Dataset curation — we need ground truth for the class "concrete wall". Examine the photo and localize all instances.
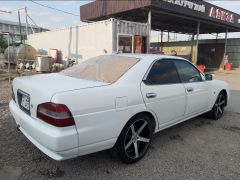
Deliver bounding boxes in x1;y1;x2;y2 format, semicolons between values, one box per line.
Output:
199;38;240;67
151;38;240;68
219;39;240;67
151;41;197;62
28;18;149;64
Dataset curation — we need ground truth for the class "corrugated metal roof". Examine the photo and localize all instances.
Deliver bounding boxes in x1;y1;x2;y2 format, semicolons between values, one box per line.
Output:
80;0;240;33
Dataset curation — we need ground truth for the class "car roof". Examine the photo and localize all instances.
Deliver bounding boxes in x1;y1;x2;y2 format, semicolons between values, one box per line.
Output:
113;53;188;62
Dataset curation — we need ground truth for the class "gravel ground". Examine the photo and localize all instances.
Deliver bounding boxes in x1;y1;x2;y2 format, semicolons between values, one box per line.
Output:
0;72;240;180
0;80;11;105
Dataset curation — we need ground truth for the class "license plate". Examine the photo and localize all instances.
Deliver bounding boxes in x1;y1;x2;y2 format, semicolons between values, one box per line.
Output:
21;94;30;111
17;90;31;115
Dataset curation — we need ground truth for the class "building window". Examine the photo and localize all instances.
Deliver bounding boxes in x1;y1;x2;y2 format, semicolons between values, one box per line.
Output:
118;35;133;53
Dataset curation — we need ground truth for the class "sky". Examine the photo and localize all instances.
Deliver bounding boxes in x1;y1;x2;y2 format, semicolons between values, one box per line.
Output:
0;1;92;29
0;0;240;39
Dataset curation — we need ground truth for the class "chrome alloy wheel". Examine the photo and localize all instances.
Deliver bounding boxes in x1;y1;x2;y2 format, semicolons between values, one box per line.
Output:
124;119;151;159
214;93;226;118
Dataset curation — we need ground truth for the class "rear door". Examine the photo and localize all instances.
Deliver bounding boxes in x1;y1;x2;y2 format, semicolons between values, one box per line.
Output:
173;60;210;116
141;59;186;126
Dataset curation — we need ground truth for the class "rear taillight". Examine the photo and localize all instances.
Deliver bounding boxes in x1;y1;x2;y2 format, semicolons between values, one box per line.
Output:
37;102;75;127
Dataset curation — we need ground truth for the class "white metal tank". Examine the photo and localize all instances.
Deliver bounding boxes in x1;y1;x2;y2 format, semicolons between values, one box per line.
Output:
17;44;37;60
4;46;19;63
35;55;52;72
4;44;37;63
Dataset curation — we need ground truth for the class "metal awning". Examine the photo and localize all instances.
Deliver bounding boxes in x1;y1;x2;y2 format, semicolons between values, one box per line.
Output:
80;0;240;34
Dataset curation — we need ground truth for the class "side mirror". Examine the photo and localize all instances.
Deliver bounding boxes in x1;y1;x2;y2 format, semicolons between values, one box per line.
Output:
205;73;213;81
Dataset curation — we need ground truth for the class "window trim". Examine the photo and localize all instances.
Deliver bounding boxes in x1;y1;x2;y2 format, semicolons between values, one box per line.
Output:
143;59;181;86
143;58;205;86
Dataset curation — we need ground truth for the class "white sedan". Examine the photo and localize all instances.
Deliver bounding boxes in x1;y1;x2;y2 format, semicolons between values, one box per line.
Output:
10;54;229;164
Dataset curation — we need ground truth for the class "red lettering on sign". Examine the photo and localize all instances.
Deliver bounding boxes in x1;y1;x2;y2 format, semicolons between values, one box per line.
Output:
220;10;226;21
209;7;216;18
209;7;234;23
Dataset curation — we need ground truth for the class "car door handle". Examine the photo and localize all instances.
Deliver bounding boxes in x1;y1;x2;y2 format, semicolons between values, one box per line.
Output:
186;87;194;92
146;93;157;98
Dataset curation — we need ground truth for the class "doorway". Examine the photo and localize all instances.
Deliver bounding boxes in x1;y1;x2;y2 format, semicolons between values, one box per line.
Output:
134;35;147;54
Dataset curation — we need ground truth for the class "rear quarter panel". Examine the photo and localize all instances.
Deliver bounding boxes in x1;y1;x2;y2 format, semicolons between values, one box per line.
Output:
51;82;147;147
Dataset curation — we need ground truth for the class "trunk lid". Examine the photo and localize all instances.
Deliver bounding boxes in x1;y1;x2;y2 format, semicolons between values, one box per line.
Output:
12;73;109;119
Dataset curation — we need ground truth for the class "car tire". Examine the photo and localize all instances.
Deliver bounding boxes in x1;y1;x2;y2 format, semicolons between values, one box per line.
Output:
207;92;226;120
113;114;154;164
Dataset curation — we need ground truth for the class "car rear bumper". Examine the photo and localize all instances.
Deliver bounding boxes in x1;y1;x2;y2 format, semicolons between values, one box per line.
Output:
9;100;79;160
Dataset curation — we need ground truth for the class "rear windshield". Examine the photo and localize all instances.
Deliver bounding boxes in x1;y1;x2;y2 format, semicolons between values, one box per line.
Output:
60;55;139;83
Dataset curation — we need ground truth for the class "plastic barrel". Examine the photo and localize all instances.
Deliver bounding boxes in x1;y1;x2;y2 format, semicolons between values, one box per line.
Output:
225;63;232;71
197;65;206;72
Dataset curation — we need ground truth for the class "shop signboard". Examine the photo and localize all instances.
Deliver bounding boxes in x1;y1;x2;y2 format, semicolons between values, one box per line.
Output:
158;0;240;27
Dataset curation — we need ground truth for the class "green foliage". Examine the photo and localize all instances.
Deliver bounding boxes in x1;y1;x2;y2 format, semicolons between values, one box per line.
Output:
0;36;7;53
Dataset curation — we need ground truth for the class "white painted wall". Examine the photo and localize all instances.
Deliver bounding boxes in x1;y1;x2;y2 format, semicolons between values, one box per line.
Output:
28;19;113;63
28;18;148;64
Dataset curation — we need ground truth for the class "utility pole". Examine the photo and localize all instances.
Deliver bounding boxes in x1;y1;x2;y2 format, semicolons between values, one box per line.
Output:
18;10;23;43
25;6;28;40
148;11;151;54
194;21;200;65
161;30;163;52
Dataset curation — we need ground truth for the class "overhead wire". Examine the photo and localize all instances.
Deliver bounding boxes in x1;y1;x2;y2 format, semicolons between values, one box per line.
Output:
29;0;79;17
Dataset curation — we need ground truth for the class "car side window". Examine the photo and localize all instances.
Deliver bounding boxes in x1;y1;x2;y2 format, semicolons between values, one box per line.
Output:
145;60;180;85
174;60;202;83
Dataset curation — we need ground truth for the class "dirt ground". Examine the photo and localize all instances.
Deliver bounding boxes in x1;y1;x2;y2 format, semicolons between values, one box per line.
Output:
0;70;240;180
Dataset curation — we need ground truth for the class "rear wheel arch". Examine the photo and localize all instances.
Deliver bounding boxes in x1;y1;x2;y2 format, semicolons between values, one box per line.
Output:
116;111;157;144
129;111;157;132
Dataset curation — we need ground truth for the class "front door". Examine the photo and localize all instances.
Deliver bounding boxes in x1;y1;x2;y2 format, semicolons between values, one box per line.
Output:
141;60;186;126
173;60;210;116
